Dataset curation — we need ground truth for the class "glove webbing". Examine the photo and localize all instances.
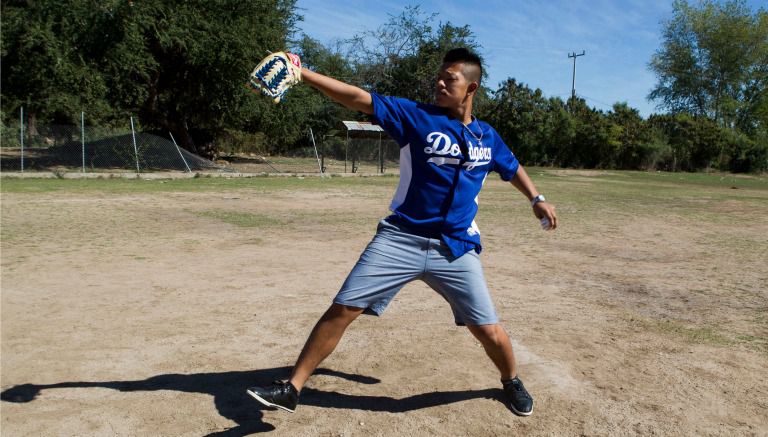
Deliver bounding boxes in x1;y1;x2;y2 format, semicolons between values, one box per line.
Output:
254;57;290;90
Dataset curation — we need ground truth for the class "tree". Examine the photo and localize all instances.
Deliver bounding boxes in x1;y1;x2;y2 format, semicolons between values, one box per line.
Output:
106;0;299;156
648;0;768;133
648;113;726;171
566;98;616;169
291;35;361;143
1;1;113;132
344;6;483;102
480;78;549;164
607;103;652;169
540;98;575;167
2;0;300;157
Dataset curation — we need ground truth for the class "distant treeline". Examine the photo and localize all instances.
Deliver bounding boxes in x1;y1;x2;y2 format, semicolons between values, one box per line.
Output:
2;1;766;172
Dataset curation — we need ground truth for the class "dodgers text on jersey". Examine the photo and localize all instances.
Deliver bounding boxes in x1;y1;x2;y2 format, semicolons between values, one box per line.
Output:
423;131;491;170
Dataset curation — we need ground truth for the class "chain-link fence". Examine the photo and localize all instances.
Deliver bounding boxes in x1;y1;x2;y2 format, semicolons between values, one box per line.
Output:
1;112;228;174
315;134;400;174
212;142;400;175
217;135;401;175
1;110;401;175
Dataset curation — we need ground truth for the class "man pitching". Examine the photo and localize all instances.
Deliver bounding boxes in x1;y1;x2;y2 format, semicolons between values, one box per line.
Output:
247;48;557;416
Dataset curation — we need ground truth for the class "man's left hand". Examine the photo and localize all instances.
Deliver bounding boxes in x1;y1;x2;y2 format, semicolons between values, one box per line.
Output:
534;202;557;231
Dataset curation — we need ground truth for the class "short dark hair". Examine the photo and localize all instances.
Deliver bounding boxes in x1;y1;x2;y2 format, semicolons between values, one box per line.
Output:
442;48;483;84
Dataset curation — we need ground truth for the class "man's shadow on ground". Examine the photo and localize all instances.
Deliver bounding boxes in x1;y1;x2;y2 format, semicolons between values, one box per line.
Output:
1;367;504;436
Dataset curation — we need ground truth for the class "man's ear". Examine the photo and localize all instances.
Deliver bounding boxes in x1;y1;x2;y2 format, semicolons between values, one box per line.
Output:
467;82;479;95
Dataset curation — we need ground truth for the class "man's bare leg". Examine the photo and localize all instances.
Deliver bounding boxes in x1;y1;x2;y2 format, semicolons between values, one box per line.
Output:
247;303;363;412
467;323;533;416
467;323;516;379
289;303;364;391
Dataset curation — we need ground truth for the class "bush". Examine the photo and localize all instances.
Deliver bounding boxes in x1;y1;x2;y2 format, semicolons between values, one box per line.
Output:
728;134;768;173
640;128;674;171
217;130;269;157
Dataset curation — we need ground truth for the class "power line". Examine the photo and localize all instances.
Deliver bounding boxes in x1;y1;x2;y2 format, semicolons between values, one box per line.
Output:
578;94;615;109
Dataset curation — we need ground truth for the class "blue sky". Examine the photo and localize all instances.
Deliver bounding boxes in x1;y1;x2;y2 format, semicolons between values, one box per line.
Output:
294;0;765;118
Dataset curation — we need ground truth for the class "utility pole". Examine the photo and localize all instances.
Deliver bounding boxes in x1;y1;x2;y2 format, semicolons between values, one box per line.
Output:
568;50;585;109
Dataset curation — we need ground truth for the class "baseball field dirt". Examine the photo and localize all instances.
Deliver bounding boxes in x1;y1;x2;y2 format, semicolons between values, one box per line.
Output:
1;170;766;436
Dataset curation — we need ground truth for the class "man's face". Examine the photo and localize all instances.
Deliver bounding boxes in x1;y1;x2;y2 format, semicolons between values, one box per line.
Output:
434;62;477;109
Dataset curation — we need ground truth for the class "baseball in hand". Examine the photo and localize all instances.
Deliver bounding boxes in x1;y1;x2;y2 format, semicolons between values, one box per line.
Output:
540;217;552;230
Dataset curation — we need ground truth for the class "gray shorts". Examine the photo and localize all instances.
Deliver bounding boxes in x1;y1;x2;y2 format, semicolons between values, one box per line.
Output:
333;219;498;326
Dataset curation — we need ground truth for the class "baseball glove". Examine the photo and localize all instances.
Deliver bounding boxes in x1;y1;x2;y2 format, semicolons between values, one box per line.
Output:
247;51;302;103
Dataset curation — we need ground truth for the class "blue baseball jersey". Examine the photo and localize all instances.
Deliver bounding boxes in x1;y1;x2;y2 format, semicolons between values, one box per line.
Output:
371;93;520;257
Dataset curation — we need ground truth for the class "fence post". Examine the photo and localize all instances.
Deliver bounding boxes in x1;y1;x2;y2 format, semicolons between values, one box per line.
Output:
20;106;24;173
130;116;140;174
81;111;86;173
345;130;349;173
309;127;324;176
169;132;192;173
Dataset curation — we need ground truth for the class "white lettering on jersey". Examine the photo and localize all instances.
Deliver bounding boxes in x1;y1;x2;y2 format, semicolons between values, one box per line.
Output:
464;140;492;170
424;132;462;157
427;157;461;166
424;132;492;169
468;144;492;161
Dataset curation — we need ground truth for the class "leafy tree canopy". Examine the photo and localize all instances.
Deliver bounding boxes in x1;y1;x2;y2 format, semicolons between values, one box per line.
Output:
648;0;767;134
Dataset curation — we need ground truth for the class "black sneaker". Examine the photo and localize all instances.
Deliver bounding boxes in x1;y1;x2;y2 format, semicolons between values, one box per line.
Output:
247;380;299;413
502;377;534;416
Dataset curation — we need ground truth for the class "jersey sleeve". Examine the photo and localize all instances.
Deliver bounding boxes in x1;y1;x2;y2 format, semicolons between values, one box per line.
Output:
370;93;414;146
490;128;519;181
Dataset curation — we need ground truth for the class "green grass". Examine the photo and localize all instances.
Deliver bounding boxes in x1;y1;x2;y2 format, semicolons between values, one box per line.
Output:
736;334;768;352
2;169;765;194
0;174;398;194
538;169;768;190
515;168;768;229
193;210;287;228
625;310;768;353
653;320;732;346
4;170;765;230
627;315;734;347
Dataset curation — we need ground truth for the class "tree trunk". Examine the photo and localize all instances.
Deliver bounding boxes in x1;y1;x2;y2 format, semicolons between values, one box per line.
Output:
27;111;39;137
167;120;199;156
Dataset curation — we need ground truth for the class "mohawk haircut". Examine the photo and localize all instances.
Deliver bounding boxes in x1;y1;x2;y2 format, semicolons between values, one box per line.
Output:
442;48;483;85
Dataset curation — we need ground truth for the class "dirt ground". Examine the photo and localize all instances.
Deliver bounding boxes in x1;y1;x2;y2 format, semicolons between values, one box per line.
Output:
1;172;767;436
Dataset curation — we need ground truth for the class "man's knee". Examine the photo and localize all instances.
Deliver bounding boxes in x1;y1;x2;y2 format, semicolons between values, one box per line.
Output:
468;323;506;346
321;303;365;324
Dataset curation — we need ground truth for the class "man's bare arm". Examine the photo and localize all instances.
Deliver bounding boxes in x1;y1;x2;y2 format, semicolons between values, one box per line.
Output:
511;165;558;230
301;69;373;115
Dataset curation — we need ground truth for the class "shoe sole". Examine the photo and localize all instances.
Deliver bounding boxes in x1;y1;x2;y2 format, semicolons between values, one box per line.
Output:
510;404;533;417
246;389;296;413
